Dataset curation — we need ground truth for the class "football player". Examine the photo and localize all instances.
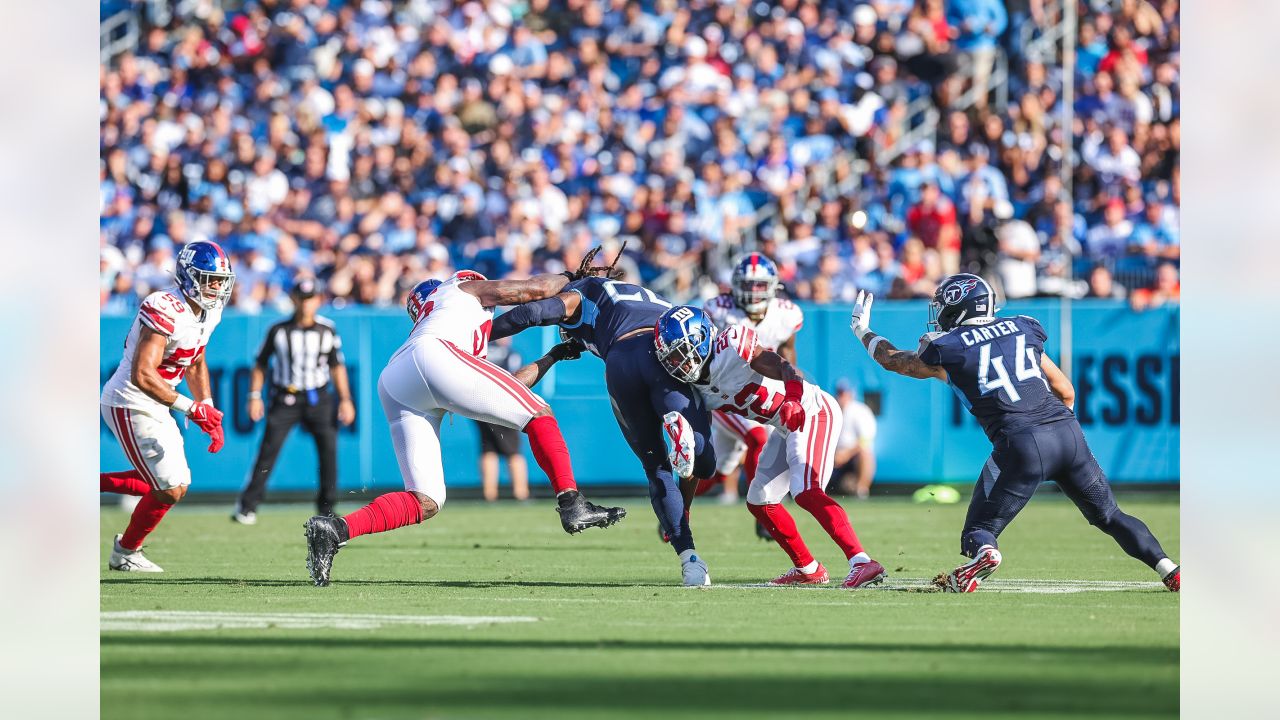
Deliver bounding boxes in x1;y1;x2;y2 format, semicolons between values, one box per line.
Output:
489;274;717;586
700;253;804;520
654;306;887;589
99;241;234;572
302;269;627;587
850;275;1180;592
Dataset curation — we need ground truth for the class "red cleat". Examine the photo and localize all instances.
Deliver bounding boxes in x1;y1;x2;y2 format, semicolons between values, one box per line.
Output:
842;559;887;589
944;545;1002;593
769;564;830;585
1162;567;1180;592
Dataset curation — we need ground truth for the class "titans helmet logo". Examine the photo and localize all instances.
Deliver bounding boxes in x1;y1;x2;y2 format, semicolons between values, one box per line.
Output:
943;278;980;305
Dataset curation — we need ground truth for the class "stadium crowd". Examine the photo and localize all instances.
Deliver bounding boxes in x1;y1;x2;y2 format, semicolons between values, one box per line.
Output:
99;0;1180;314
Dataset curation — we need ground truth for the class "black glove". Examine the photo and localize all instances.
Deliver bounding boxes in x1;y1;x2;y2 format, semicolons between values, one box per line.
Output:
548;339;587;362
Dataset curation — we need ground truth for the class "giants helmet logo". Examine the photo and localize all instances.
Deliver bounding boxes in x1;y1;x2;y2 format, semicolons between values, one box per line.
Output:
943;278;980;305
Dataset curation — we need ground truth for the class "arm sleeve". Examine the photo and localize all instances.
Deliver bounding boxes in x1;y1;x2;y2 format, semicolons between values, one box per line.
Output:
490;295;569;341
1018;316;1049;346
255;326;277;369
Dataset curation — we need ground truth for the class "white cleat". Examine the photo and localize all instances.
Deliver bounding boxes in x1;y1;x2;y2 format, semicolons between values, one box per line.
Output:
230;510;257;525
108;533;164;573
681;554;711;587
942;545;1002;593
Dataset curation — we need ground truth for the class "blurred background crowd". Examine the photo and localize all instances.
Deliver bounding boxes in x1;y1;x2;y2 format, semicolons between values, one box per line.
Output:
100;0;1180;315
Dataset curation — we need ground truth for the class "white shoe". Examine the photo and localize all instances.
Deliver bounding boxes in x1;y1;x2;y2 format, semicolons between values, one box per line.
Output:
681;554;711;587
108;534;164;573
231;510;257;525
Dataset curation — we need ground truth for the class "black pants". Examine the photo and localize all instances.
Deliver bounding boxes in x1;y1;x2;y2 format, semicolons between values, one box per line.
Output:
239;388;338;515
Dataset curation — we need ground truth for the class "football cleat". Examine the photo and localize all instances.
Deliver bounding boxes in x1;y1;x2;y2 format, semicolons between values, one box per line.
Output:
303;515;349;587
1162;566;1180;593
231;510;257;525
943;545;1002;593
108;534;164;573
842;559;887;589
682;554;711;587
755;520;775;542
556;490;627;534
770;564;830;585
661;411;696;479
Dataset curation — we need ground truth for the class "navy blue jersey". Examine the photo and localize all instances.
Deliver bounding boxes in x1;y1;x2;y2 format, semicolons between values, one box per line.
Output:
920;315;1074;441
560;278;673;359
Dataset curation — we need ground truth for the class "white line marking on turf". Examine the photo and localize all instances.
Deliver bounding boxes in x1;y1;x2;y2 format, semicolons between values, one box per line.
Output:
101;611;539;633
712;578;1164;594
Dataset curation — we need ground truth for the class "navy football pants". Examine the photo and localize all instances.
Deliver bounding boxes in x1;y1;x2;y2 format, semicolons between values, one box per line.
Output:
604;335;715;555
961;419;1168;568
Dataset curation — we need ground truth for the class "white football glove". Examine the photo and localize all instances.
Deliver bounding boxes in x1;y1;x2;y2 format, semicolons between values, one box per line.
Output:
662;411;696;480
850;290;875;340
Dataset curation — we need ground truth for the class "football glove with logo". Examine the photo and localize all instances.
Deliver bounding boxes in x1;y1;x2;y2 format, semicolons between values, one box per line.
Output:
662;411;696;479
189;401;224;453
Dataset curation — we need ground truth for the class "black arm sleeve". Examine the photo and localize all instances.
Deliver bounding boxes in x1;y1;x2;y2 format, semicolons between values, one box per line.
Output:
490;296;568;340
255;325;278;369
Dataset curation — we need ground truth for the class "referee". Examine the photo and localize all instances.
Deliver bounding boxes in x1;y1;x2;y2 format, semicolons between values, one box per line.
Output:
233;279;355;524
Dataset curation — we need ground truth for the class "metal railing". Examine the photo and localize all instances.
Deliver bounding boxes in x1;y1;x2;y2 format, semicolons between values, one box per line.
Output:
100;8;138;65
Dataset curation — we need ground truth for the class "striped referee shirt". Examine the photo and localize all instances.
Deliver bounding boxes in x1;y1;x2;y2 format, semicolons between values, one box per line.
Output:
255;316;345;391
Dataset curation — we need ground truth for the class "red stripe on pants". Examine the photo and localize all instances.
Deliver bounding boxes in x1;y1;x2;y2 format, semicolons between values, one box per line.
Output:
114;407;160;490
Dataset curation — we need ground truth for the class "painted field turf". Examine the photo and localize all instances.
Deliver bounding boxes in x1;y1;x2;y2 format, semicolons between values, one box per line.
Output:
101;493;1179;719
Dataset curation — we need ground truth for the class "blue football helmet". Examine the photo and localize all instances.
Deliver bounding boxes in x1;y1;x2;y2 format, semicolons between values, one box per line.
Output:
654;306;716;384
406;279;443;322
175;241;235;310
730;252;779;316
929;273;997;332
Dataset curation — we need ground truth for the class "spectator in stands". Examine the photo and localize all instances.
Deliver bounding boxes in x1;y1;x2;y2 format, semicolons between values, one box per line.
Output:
993;201;1040;300
1086;197;1135;262
1130;261;1180;311
831;380;878;499
906;179;961;276
947;0;1008;109
1086;264;1127;300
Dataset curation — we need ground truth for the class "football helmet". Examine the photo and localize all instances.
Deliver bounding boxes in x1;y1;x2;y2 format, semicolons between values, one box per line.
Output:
730;252;779;316
175;241;235;310
654;306;716;384
406;279;442;322
929;273;996;332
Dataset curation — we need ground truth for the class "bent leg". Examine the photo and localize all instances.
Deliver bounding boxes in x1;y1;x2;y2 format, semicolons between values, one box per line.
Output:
960;439;1041;558
747;432;816;569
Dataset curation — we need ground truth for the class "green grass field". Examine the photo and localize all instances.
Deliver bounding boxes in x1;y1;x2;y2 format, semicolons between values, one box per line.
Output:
100;492;1178;719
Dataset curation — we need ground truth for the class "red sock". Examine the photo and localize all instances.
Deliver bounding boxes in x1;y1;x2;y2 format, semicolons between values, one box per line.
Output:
523;416;577;494
344;491;425;539
101;470;150;496
795;488;864;559
695;473;726;497
748;502;815;568
120;494;174;550
743;427;769;481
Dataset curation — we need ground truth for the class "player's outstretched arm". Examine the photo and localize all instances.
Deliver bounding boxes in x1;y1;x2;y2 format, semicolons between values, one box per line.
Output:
849;291;947;381
491;291;582;340
511;340;586;389
462;273;571;308
1040;354;1076;410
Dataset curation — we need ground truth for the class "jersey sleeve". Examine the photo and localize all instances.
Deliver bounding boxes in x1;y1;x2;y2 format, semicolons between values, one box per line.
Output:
137;292;182;336
1016;315;1049;347
725;324;757;362
327;327;346;366
702;295;727;326
255;324;279;368
786;301;804;333
919;336;946;367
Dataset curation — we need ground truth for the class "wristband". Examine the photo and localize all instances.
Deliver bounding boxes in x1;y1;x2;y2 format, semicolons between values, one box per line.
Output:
170;394;195;414
248;391;262;400
865;335;886;358
784;379;804;403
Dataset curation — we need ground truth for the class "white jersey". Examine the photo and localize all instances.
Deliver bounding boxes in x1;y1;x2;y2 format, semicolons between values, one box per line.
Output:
406;276;493;358
702;294;804;352
693;325;821;431
101;289;223;413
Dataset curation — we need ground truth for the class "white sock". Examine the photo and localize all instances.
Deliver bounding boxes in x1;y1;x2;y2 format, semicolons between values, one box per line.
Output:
1155;558;1177;578
679;549;698;564
849;552;870;567
798;560;820;574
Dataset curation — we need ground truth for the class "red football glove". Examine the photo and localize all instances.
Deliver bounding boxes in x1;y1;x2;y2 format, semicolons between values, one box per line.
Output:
189;401;225;453
778;380;806;432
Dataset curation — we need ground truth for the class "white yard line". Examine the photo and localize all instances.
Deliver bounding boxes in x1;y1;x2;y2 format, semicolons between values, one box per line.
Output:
101;611;538;633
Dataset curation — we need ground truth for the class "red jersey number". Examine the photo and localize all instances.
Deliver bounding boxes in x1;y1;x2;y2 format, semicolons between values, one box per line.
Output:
472;320;492;356
157;345;202;382
731;382;784;419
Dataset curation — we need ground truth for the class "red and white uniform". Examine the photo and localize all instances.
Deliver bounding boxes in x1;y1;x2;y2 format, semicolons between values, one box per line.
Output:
378;275;547;506
692;325;841;505
100;289;223;490
702;294;804;474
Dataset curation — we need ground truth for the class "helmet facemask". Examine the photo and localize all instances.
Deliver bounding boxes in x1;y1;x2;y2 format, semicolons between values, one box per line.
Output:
656;330;711;384
182;265;235;310
733;277;777;316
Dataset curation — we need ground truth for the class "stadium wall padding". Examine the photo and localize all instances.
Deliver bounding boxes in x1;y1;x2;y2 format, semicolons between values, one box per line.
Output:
100;300;1179;493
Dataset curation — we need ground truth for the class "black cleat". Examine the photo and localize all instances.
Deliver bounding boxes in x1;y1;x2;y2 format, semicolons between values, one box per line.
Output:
556;490;627;534
304;515;349;587
755;520;775;542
